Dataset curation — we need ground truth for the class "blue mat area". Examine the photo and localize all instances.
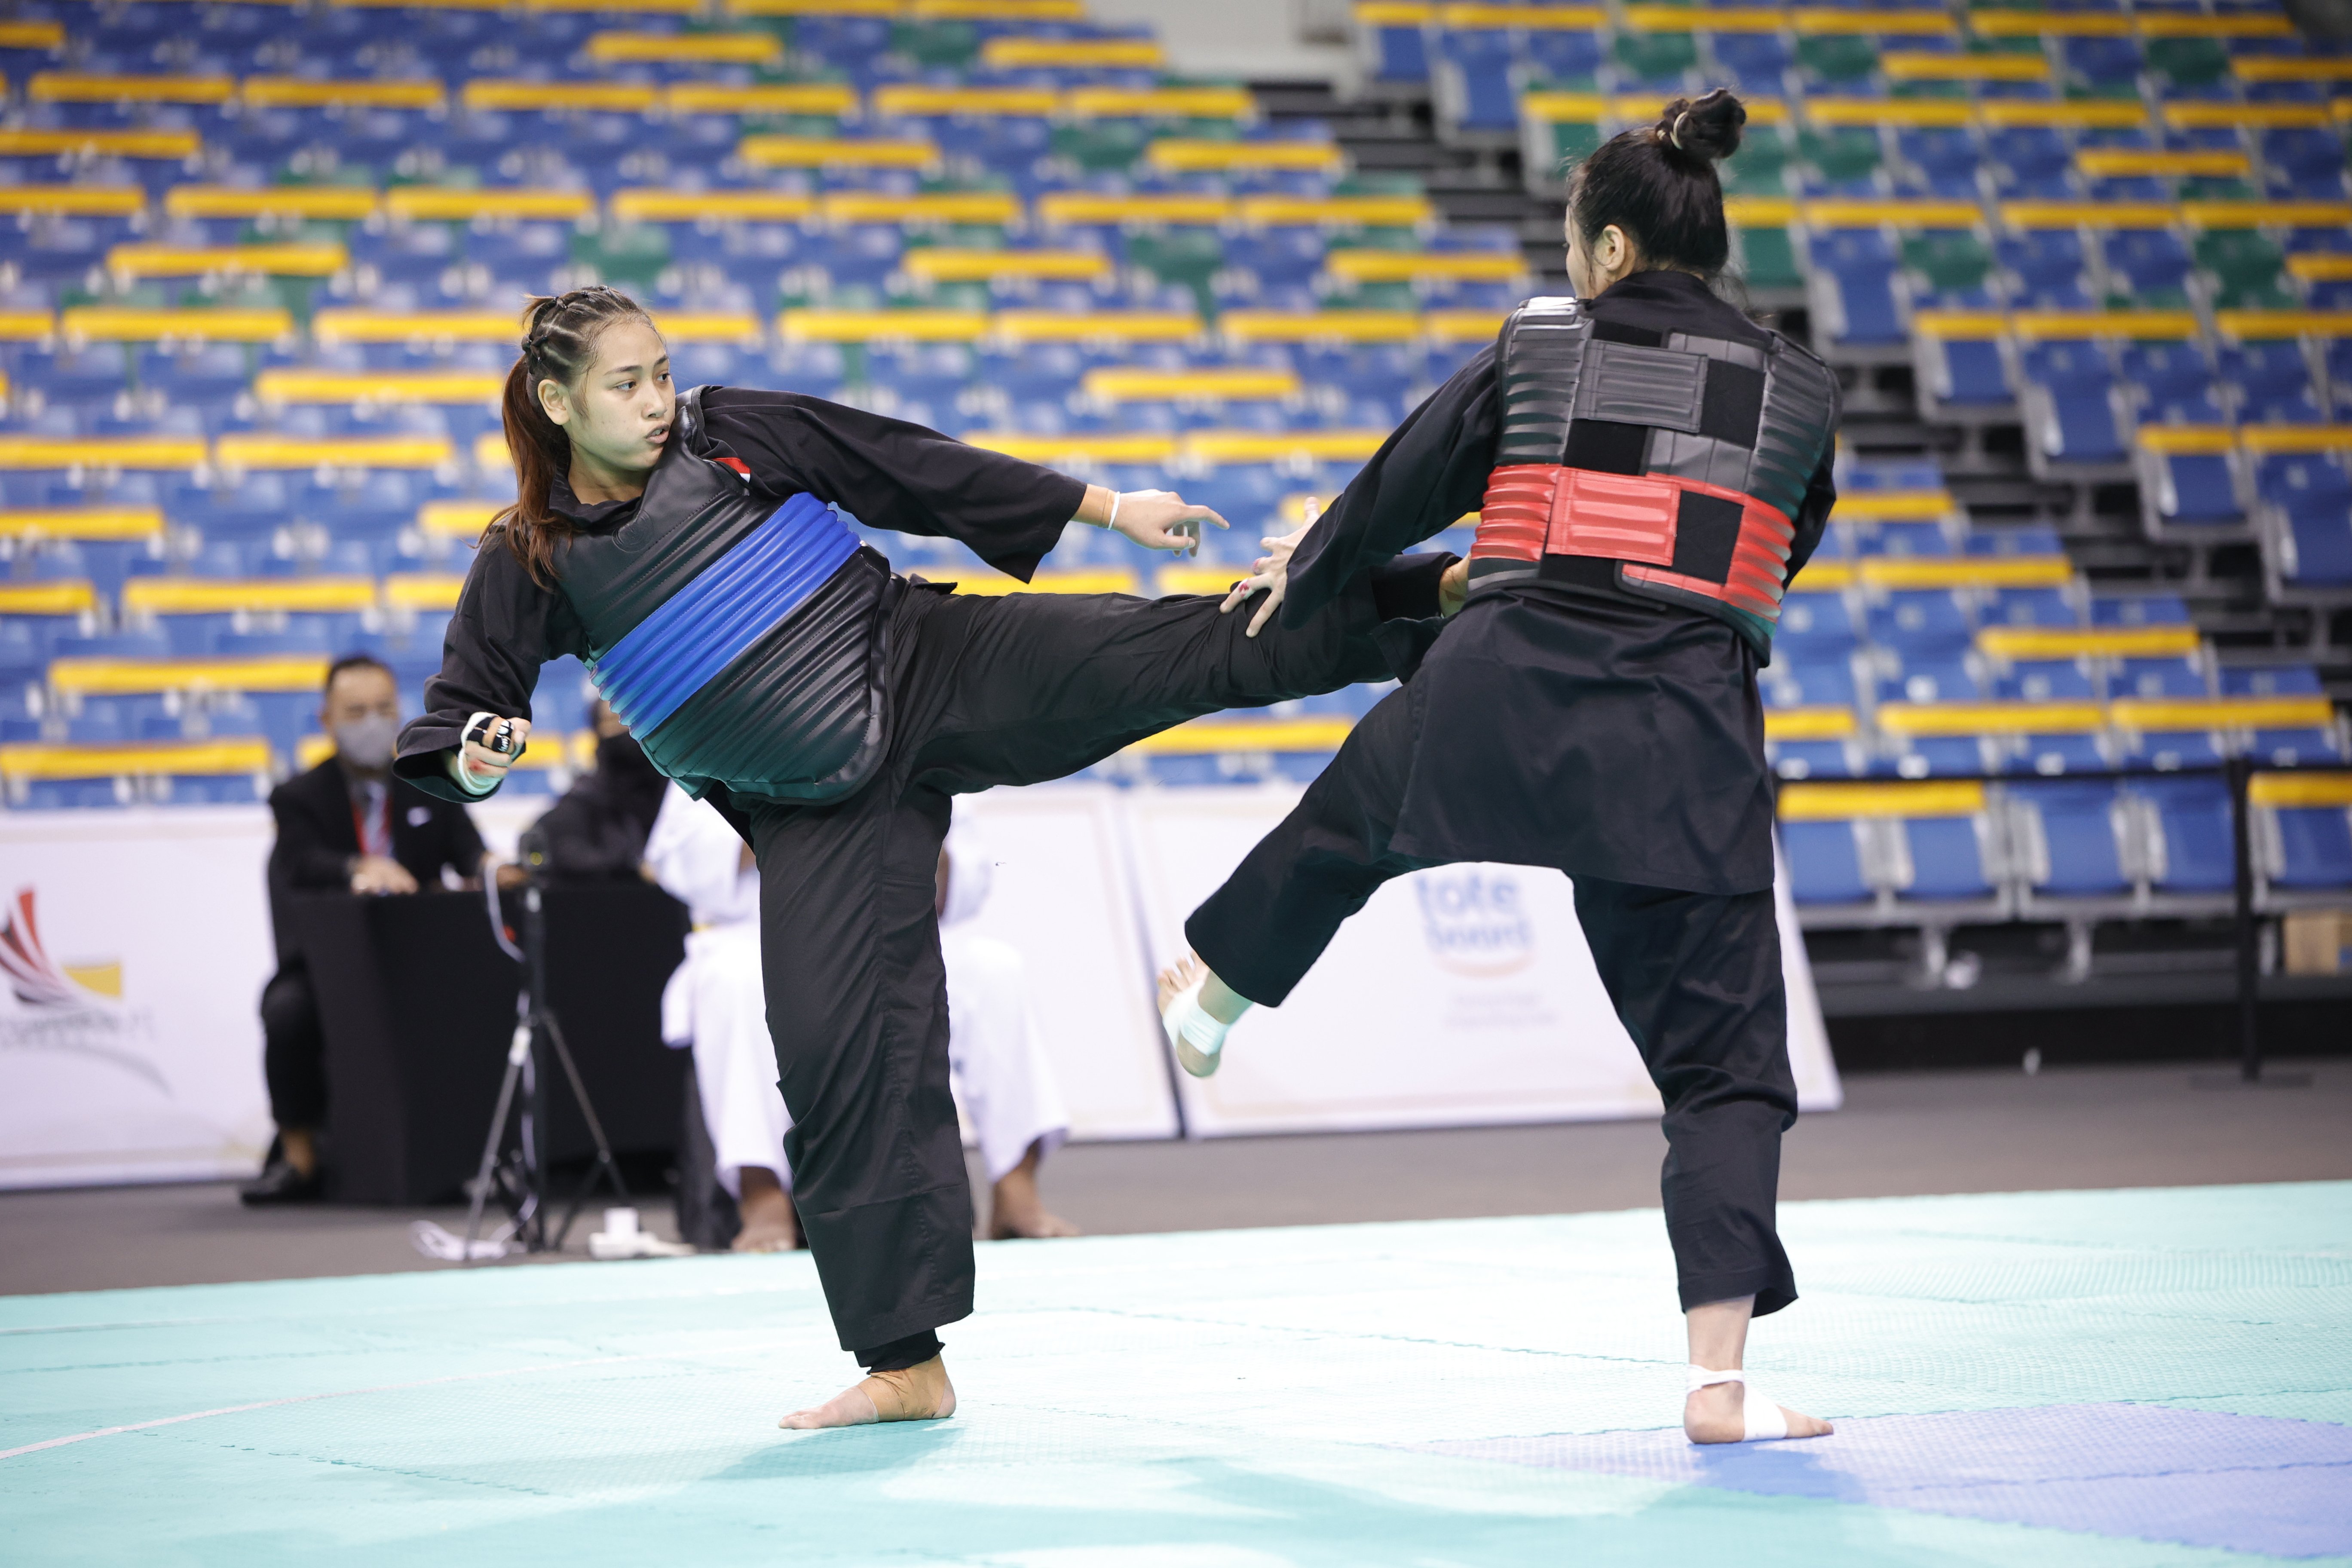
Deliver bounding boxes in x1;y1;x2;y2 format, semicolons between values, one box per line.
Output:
1428;1404;2352;1557
3;1183;2349;1565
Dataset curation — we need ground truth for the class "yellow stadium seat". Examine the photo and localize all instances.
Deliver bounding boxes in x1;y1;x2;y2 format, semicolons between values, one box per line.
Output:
939;569;1142;597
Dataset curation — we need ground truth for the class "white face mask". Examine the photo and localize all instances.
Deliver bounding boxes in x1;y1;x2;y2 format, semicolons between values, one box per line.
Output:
334;713;400;771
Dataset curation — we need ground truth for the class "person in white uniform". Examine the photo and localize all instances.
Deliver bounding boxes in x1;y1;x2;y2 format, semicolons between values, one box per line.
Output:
646;784;1078;1252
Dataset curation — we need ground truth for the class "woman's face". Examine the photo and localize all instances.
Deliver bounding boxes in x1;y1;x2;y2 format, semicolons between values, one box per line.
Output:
540;317;675;478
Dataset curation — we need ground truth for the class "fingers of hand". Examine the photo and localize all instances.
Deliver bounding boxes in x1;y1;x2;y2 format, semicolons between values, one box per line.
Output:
1246;587;1283;637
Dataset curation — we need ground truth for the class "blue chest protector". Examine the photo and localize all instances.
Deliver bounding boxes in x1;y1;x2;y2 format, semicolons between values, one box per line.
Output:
556;386;897;804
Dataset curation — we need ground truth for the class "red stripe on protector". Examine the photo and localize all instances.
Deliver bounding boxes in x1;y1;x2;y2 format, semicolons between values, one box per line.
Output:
1470;466;1555;562
1473;463;1800;626
1549;469;1677;565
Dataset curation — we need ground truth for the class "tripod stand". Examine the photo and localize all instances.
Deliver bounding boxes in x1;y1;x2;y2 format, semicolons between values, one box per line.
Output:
462;837;631;1261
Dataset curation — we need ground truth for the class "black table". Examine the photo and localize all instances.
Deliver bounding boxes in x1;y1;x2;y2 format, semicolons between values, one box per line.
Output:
297;882;692;1204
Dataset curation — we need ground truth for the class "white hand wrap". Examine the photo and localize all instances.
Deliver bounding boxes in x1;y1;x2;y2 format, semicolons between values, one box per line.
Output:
449;711;516;796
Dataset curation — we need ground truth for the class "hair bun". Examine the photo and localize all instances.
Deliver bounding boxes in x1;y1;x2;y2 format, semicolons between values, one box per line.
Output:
1657;89;1746;166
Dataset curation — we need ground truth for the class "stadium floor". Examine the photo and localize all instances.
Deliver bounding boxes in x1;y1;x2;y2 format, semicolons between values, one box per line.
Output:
4;1183;2348;1565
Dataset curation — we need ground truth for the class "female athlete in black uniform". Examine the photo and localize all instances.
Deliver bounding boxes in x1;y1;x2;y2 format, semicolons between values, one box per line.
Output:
395;286;1449;1430
1159;92;1841;1444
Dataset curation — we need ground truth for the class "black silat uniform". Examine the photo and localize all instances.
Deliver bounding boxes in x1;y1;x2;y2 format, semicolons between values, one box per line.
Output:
394;387;1443;1366
1188;271;1841;1317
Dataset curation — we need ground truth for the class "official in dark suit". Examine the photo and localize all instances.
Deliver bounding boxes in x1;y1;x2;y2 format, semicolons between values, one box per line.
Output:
241;653;490;1205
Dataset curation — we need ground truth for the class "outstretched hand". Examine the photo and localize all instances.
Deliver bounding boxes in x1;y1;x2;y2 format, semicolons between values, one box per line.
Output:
1219;499;1317;637
1108;488;1228;557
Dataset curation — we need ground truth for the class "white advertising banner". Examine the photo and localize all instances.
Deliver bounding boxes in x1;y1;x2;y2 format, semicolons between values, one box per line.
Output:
0;807;278;1188
0;784;1836;1187
950;784;1181;1141
1123;786;1841;1138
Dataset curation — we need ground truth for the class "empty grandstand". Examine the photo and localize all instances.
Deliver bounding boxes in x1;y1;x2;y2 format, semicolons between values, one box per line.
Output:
0;0;2346;1023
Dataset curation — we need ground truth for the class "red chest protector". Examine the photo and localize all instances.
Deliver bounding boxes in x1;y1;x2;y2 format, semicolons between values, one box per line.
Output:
1469;296;1838;655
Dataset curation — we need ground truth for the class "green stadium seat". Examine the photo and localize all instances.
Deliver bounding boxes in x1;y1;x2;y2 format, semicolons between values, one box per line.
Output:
1612;30;1697;88
2145;35;2233;93
1796;34;1880;89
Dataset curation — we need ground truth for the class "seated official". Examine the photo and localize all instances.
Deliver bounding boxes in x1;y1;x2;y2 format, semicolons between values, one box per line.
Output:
530;698;670;882
646;787;1077;1252
242;654;490;1206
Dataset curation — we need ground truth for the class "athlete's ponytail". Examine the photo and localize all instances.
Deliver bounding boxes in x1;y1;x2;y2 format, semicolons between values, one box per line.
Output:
494;285;653;587
1565;88;1746;280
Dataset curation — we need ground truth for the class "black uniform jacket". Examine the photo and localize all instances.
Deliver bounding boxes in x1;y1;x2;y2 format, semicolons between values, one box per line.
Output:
1283;270;1839;895
392;388;1087;801
265;753;488;964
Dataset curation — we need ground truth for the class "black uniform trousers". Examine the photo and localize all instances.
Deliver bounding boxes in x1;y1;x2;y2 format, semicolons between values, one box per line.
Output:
745;576;1391;1356
260;966;328;1131
1185;673;1801;1317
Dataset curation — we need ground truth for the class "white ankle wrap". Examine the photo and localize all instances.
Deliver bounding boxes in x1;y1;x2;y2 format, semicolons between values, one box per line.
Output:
1162;977;1228;1069
1687;1366;1790;1442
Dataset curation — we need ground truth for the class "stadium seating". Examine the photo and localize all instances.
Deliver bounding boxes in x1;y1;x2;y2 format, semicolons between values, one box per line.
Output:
2;0;2345;966
0;0;1522;802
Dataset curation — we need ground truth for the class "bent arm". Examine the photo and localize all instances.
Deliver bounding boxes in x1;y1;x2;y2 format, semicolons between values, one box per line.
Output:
393;536;580;803
701;388;1086;582
1280;346;1499;628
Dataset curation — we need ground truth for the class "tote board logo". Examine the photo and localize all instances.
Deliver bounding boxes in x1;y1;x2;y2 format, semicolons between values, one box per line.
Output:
0;887;163;1088
1415;870;1535;977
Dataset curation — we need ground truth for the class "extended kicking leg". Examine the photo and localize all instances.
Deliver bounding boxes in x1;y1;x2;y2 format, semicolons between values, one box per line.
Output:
1160;683;1431;1078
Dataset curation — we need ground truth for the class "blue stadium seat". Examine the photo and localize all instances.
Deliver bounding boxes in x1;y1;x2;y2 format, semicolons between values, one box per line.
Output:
1761;646;1856;708
1810;231;1905;349
1994;658;2098;702
1712;30;1792;94
2013;780;2132;900
2261;127;2348;199
2023;340;2125;466
1780;819;1871;906
1846;521;1951;557
1866;590;1974;653
1772;591;1858;661
2145;444;2245;528
1769;736;1860;781
1983;588;2080;629
1435;31;1519;135
2103;228;2194;303
1904;815;1997;902
1988;127;2073;200
2132;775;2239;895
2222;664;2325;696
2091;594;2192;627
2114;656;2212;699
2267;798;2352;890
2120;342;2225;425
1882;656;1984;706
2278;501;2352;588
2222;341;2326;423
1998;230;2094;309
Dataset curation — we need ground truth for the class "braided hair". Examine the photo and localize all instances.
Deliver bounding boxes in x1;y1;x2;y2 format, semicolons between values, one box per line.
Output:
1565;89;1747;281
495;285;656;586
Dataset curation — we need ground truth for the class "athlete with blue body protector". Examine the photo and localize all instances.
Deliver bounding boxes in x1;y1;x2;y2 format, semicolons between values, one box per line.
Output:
394;287;1453;1431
